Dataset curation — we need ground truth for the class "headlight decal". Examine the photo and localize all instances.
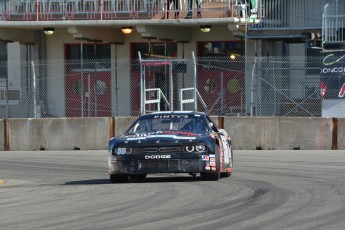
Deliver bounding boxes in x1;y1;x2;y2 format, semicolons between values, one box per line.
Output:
185;146;194;152
195;145;206;152
115;147;132;155
184;145;206;153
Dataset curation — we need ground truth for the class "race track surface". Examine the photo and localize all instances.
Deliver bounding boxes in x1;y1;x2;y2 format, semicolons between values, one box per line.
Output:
0;150;345;230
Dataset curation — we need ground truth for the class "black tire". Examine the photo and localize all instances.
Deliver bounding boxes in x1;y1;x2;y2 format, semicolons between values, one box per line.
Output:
200;145;220;181
221;172;231;177
129;174;147;180
110;174;129;183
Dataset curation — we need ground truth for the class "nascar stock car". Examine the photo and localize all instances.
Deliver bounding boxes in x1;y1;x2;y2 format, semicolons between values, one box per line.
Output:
108;111;233;183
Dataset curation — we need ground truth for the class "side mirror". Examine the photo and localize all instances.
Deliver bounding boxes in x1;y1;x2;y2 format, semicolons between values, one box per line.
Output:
219;129;229;136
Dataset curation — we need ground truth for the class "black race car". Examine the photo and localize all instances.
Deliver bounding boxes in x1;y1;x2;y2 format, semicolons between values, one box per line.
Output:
108;111;233;183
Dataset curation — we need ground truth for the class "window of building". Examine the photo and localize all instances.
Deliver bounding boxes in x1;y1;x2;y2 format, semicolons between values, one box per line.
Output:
65;43;111;72
198;41;244;58
132;42;177;59
0;43;7;80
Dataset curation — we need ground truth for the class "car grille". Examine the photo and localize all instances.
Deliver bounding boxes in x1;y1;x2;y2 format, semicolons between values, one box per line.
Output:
138;159;179;170
132;146;184;154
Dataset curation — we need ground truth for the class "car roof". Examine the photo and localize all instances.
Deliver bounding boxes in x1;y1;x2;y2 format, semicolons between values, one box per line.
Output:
140;111;207;118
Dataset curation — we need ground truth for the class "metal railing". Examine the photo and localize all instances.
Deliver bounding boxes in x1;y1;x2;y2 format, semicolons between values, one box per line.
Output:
144;88;170;113
251;0;328;30
0;0;234;21
322;0;345;45
179;87;208;112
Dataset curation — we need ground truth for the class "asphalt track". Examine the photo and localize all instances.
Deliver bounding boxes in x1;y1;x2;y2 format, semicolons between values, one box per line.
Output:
0;150;345;230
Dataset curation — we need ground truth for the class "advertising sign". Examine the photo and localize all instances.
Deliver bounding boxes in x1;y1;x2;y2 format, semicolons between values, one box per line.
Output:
320;51;345;99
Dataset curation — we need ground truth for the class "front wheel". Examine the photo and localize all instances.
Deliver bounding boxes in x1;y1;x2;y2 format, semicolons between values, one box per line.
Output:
129;174;147;180
200;146;220;181
220;172;231;177
110;174;129;183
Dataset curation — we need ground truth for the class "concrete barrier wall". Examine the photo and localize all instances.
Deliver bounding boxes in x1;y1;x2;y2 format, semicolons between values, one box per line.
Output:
338;118;345;150
0;119;4;151
223;117;333;150
114;117;137;138
7;117;110;151
1;116;344;150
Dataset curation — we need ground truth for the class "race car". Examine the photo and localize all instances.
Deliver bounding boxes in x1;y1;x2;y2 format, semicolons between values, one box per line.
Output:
108;111;233;183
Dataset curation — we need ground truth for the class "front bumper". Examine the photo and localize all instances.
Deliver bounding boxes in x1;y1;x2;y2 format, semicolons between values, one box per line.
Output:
108;153;212;175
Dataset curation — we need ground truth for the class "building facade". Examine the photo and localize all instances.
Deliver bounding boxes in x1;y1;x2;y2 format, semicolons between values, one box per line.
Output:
0;0;342;118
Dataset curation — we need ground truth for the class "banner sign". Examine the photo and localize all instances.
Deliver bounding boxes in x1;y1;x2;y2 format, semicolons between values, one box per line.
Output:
320;51;345;99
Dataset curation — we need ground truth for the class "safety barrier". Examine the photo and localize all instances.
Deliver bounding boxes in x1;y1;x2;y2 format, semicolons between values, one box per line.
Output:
0;117;343;151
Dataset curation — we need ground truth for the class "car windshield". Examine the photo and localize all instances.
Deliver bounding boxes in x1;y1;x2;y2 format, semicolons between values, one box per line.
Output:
126;115;210;134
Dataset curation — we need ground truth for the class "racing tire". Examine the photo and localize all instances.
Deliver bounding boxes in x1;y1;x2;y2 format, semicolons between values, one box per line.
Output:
200;145;220;181
221;172;231;177
110;174;129;183
129;174;147;180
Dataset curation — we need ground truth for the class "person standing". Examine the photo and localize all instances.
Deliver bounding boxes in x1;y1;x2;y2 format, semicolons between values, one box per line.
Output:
162;0;179;19
184;0;202;19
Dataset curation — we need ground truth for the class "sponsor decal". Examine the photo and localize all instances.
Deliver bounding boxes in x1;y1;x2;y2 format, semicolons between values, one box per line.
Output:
201;155;209;161
148;134;176;138
209;154;215;158
145;155;171;159
158;130;199;136
153;114;189;119
205;166;211;170
128;134;197;140
211;167;216;172
209;157;216;166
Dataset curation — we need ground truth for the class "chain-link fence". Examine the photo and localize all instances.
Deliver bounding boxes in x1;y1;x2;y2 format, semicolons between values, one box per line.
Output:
0;56;326;118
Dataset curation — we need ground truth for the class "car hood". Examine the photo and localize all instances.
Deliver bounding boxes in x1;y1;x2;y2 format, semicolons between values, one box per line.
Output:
116;130;210;144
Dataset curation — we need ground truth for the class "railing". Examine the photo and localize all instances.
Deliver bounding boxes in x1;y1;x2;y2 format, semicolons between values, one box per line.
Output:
179;87;208;112
144;88;170;113
322;0;345;46
251;0;328;30
0;0;234;21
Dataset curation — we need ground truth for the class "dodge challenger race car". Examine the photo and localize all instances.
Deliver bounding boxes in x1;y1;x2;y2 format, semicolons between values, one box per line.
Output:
108;111;233;183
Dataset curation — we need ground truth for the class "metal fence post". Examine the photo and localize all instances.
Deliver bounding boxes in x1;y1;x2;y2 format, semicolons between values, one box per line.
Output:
31;61;37;118
192;51;197;111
